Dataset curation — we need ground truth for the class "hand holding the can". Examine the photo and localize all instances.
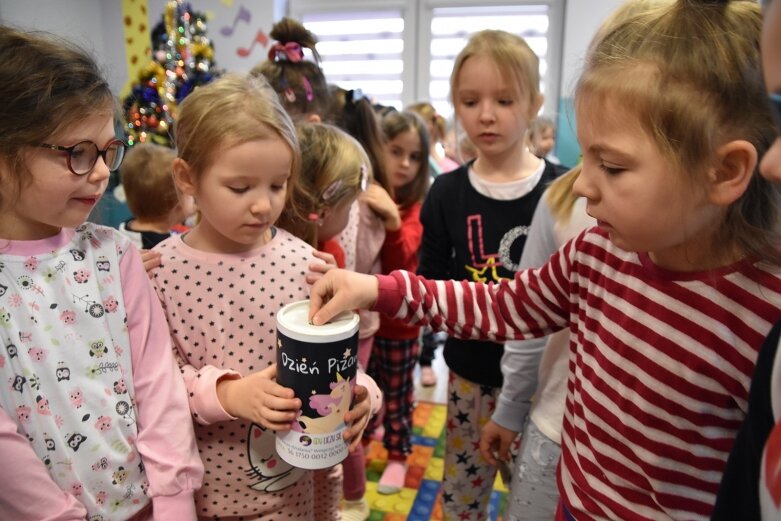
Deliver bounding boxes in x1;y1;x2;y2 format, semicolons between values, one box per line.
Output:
216;364;302;431
343;384;372;452
309;269;379;326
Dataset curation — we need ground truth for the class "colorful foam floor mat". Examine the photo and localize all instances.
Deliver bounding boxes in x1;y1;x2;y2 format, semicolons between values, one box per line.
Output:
362;402;507;521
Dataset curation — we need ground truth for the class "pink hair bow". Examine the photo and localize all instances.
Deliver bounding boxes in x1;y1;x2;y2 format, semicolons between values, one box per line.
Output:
268;42;304;63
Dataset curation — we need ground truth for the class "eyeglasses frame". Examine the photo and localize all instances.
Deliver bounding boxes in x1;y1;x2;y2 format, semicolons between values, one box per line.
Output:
38;139;127;176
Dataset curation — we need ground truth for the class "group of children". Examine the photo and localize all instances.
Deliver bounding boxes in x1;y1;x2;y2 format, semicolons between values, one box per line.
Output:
3;0;781;520
307;2;781;521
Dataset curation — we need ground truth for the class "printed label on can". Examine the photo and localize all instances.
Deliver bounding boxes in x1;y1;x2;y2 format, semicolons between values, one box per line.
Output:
275;328;358;469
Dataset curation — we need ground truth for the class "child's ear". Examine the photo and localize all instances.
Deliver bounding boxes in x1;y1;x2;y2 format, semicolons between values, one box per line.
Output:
306;113;322;123
172;158;196;197
527;94;545;121
707;140;758;206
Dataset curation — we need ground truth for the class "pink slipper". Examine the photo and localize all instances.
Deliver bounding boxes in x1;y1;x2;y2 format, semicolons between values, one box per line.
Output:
377;460;407;494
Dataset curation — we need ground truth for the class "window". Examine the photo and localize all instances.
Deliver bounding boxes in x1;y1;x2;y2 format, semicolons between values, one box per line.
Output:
299;9;407;109
289;0;564;118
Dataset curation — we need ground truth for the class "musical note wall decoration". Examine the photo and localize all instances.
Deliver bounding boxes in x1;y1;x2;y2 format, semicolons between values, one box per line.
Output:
236;29;269;58
220;5;251;37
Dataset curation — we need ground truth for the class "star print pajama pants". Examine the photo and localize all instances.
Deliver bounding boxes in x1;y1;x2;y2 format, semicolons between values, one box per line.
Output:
442;372;507;521
368;336;419;459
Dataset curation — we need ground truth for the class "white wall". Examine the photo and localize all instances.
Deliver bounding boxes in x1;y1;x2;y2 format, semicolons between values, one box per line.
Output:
0;0;127;93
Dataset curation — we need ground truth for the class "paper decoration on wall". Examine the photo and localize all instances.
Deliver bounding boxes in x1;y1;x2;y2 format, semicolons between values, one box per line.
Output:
220;4;250;36
237;29;268;57
121;0;151;99
217;3;268;58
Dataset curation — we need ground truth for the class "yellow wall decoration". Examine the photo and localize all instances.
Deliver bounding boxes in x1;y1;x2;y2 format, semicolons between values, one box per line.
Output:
121;0;151;99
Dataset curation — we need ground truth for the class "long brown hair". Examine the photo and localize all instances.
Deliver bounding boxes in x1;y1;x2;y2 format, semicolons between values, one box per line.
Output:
0;26;115;211
381;111;430;208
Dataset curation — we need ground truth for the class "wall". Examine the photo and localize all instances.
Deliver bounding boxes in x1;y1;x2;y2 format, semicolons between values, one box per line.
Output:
555;0;625;166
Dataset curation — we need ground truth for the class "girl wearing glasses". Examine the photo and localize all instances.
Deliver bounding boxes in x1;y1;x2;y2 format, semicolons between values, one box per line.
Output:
0;26;203;520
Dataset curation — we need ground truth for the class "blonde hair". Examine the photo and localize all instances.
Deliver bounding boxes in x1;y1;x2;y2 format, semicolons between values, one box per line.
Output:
174;74;299;202
578;0;780;264
277;123;371;246
450;30;540;115
120;143;178;221
406;101;447;142
546;0;671;224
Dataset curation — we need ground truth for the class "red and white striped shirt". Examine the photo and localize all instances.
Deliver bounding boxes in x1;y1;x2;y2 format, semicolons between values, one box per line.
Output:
374;227;781;520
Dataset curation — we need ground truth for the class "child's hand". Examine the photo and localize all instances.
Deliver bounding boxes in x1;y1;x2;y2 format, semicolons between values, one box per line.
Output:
140;249;162;275
360;183;401;231
479;419;519;466
343;384;371;452
306;250;338;285
308;269;379;326
216;364;301;431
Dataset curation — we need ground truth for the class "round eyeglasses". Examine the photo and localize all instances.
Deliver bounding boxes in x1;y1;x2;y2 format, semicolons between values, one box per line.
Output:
38;139;126;176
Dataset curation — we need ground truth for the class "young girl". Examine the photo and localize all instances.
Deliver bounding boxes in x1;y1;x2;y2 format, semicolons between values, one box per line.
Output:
0;26;203;519
367;110;431;494
277;122;370;256
308;1;781;519
150;74;378;520
413;29;564;520
250;17;331;123
406;101;460;177
277;122;377;521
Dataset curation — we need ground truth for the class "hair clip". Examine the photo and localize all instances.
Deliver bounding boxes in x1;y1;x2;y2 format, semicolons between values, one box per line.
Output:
268;42;304;63
307;213;319;221
302;76;314;103
284;88;296;103
359;164;369;192
350;89;365;103
321;179;343;202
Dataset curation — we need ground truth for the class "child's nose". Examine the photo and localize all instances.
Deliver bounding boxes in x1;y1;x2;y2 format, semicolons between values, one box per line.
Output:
251;193;272;215
571;166;595;201
88;157;111;183
479;102;496;123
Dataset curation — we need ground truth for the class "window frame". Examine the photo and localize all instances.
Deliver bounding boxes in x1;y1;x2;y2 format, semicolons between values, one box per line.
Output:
288;0;565;117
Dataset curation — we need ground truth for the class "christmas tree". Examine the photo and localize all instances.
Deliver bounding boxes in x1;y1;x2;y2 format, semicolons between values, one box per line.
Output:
122;1;219;147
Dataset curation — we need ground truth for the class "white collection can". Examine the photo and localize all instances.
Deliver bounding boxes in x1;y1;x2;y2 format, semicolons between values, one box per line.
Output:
275;300;359;469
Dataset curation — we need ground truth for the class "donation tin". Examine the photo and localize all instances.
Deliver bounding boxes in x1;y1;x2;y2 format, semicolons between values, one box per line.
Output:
275;300;359;469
